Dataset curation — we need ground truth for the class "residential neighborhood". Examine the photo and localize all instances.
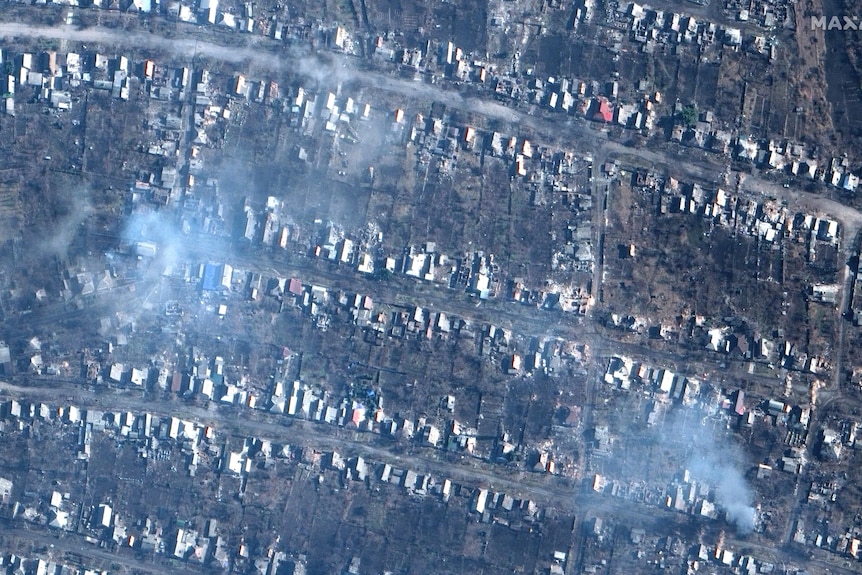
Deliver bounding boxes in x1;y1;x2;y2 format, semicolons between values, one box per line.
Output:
0;0;861;573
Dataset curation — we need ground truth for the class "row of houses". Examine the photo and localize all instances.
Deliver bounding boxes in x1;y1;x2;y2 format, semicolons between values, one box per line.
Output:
0;48;171;116
45;0;839;207
603;354;814;432
625;3;750;47
396;101;597;299
792;520;862;563
0;553;105;575
670;104;858;193
1;398;224;558
656;176;841;246
680;126;861;193
0;394;546;568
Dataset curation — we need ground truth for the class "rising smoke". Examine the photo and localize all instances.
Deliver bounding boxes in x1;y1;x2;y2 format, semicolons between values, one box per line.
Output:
35;190;92;260
663;409;757;534
121;209;186;277
688;448;757;534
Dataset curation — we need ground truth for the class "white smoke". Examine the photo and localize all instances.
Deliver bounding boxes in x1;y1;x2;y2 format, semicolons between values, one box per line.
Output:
662;410;758;535
121;210;185;276
35;191;92;260
688;450;757;534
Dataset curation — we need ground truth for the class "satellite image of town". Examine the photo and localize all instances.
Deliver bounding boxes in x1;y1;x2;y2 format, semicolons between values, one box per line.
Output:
2;0;862;573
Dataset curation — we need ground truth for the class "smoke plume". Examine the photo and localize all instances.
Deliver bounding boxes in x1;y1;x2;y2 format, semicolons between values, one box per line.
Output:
660;409;757;534
36;191;92;260
121;209;186;276
688;449;756;534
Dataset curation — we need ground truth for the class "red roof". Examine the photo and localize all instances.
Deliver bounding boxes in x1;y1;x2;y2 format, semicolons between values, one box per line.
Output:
350;406;365;427
594;98;613;122
733;390;746;416
287;278;303;296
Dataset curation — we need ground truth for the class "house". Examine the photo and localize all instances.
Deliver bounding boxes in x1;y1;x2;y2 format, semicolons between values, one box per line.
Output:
464;126;476;148
732;389;745;416
821;428;843;460
766;399;786;416
48;508;69;529
842;173;859;192
65;53;81;76
736;136;758;162
338;239;354;263
724;28;742;45
96;504;112;528
219;12;237;28
136;241;157;258
0;477;11;502
173;528;190;558
350;457;368;481
49;91;71;110
475;489;489;513
225;450;247;474
508;354;522;375
129;0;152;11
403;470;418;489
657;369;675;393
781;457;801;473
109;363;125;383
199;0;218;23
426;425;440;445
168;417;181;439
349;404;366;427
812;284;840;304
170;372;183;393
592;97;613;122
201;263;232;291
130;367;147;387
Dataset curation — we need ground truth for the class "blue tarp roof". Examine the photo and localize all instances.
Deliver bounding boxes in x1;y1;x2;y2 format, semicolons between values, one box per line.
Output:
201;263;221;291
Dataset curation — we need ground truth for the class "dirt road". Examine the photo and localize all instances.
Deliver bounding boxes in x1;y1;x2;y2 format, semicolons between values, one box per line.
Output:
1;22;858;224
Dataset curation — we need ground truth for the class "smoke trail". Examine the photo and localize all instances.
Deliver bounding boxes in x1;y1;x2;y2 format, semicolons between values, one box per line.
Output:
688;450;756;534
35;190;92;260
669;407;757;534
121;209;185;276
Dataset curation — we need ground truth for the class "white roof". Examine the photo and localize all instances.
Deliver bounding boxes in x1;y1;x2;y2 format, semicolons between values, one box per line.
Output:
49;510;69;529
659;370;674;393
97;504;112;527
227;451;244;474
